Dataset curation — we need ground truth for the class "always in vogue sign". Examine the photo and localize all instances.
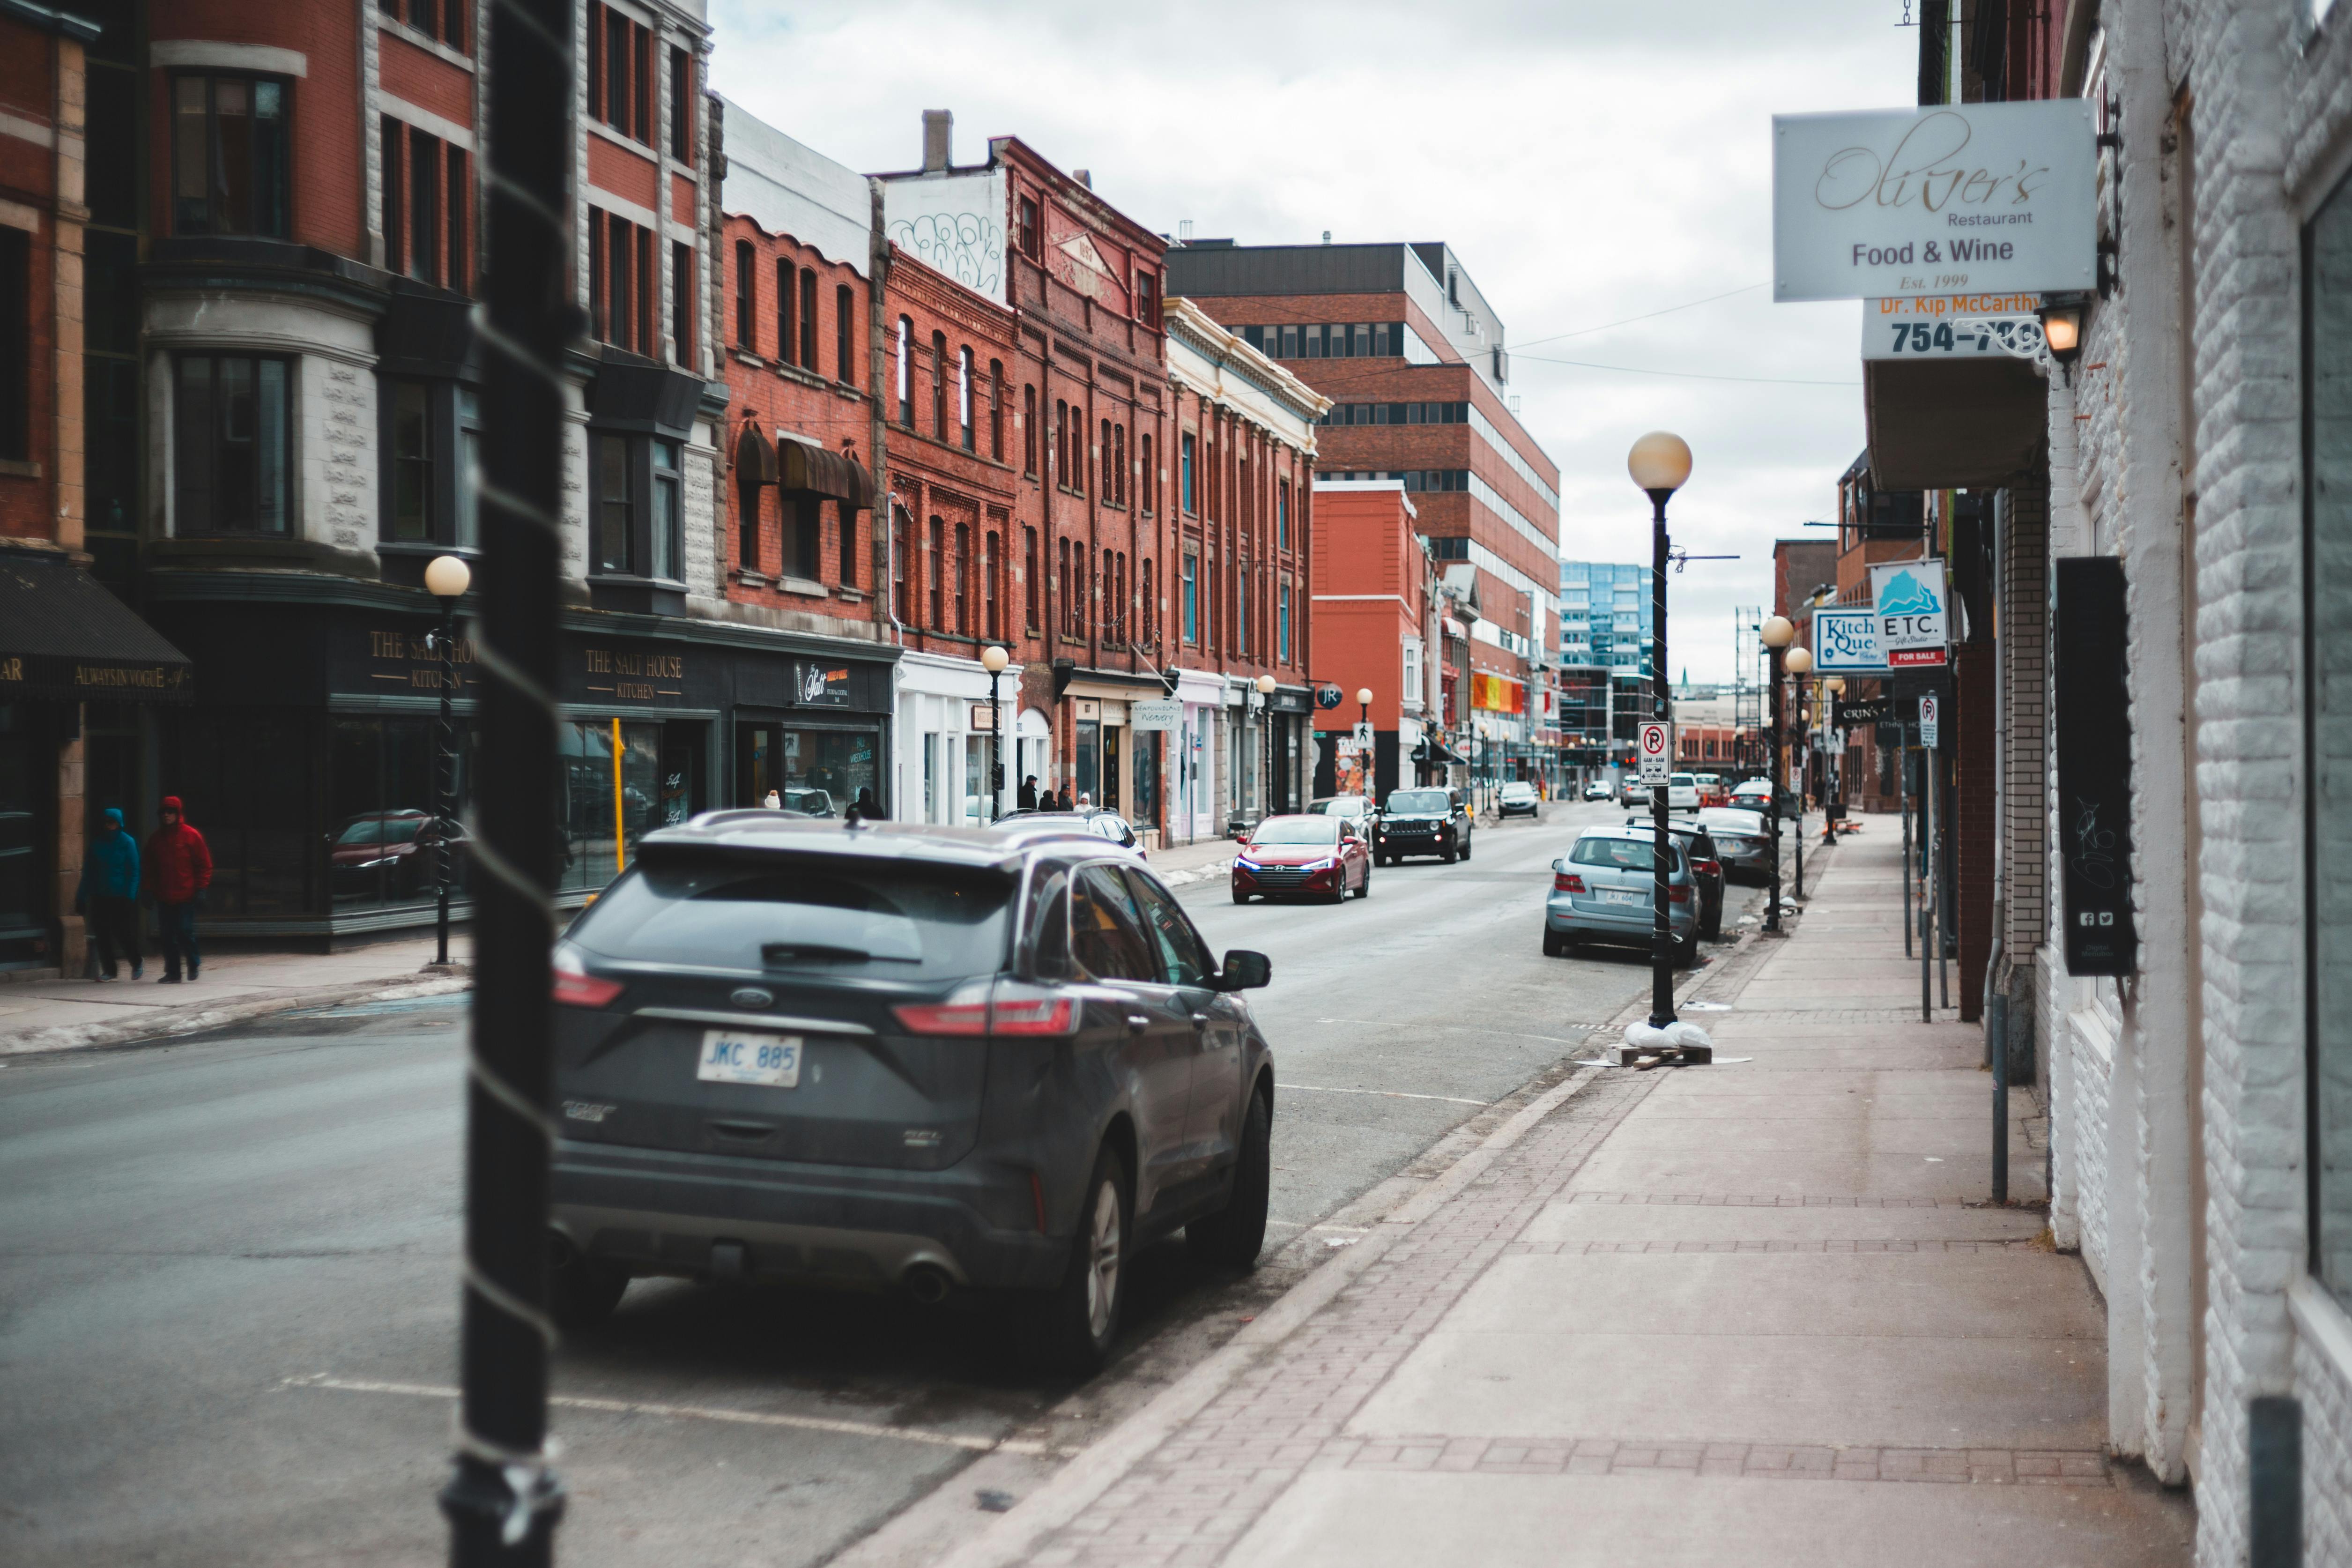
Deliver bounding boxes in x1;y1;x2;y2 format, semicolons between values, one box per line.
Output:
1772;101;2095;302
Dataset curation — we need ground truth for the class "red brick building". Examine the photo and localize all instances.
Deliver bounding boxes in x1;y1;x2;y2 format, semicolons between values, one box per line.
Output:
878;117;1180;830
1306;483;1436;801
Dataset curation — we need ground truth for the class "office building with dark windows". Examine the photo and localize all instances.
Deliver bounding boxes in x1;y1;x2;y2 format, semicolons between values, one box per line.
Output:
1162;241;1561;786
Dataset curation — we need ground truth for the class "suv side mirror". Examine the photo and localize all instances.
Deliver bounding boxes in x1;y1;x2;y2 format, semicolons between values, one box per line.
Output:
1217;949;1272;990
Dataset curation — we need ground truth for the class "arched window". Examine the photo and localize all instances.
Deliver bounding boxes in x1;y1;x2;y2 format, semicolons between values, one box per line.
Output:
737;468;761;570
927;517;945;628
931;332;949;440
1113;424;1126;506
1023;385;1037;475
954;521;970;632
1100;418;1111;498
1054;400;1068;486
776;259;795;360
734;240;756;349
1140;557;1154;647
1141;433;1155;515
988;360;1004;460
984;529;1001;641
835;283;855;382
896;317;912;425
958;348;974;451
891;505;910;622
1024;527;1039;630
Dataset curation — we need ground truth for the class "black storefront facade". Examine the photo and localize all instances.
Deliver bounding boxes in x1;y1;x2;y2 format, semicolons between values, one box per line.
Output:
141;578;897;944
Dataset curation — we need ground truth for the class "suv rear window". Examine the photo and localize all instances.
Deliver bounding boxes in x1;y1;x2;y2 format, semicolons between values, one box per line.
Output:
1386;790;1450;814
566;853;1015;979
1570;837;1680;873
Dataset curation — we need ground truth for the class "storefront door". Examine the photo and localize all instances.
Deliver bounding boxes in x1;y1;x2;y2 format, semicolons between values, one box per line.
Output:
1103;724;1122;811
1076;719;1099;803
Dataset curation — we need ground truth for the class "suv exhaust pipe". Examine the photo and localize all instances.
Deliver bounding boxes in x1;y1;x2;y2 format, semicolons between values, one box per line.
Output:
904;1263;954;1306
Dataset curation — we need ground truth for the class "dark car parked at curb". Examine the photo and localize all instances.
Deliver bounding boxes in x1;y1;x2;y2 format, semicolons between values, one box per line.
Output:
1231;814;1372;904
1373;787;1472;865
1693;806;1774;884
546;813;1276;1374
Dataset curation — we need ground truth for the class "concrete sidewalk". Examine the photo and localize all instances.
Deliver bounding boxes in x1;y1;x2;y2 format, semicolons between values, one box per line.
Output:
0;933;471;1056
954;822;2193;1568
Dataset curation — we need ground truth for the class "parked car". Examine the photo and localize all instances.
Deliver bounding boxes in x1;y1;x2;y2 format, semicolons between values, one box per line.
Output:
546;815;1276;1373
1626;816;1726;940
1730;778;1799;816
1373;787;1472;864
329;810;466;902
1498;780;1541;818
1583;779;1615;802
1694;805;1774;883
1692;773;1729;808
1543;825;1699;964
1667;773;1701;811
1304;794;1377;837
1232;813;1372;903
994;807;1145;858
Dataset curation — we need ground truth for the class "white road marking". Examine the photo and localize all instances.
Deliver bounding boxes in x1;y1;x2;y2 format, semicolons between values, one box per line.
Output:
1309;1018;1600;1045
1276;1082;1489;1107
279;1374;1076;1457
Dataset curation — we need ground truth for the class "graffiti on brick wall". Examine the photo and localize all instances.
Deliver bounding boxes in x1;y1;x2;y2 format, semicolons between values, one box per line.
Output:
890;211;1003;296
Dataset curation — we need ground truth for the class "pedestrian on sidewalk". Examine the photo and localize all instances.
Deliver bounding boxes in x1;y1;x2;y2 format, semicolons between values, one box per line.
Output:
1017;774;1039;810
74;807;142;981
144;795;212;984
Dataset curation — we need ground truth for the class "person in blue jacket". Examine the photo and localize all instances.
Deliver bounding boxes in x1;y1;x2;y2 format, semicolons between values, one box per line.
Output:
75;807;142;980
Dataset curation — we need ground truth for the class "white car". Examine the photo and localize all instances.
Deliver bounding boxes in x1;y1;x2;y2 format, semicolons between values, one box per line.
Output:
1499;781;1541;818
1582;779;1614;802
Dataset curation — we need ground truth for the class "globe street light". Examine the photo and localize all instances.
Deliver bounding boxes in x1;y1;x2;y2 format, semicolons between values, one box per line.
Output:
1255;674;1278;818
1627;431;1691;1031
1759;615;1794;935
980;644;1010;821
1783;644;1812;900
424;554;472;968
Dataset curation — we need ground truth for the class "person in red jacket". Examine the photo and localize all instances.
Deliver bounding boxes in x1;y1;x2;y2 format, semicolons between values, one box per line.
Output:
145;795;213;983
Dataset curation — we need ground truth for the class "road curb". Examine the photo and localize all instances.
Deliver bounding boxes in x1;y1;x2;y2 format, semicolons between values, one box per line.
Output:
921;1061;1607;1568
0;973;471;1058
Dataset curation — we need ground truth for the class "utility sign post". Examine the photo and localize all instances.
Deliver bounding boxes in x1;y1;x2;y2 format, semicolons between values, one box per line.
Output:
1638;721;1671;784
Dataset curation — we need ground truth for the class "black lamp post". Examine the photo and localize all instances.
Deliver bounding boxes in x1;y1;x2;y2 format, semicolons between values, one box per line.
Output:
424;554;471;968
981;644;1009;821
1256;675;1278;817
1760;616;1797;935
1627;431;1692;1030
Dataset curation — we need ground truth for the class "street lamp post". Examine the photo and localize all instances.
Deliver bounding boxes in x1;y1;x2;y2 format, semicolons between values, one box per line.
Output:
1628;431;1692;1031
1759;617;1796;935
1255;674;1278;817
1821;675;1845;844
981;644;1009;821
425;555;472;967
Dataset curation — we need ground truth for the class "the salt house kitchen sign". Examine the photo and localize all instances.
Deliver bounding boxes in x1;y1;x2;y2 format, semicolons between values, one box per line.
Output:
1772;101;2096;302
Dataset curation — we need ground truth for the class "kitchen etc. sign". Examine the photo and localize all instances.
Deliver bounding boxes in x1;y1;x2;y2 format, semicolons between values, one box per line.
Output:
1772;101;2095;302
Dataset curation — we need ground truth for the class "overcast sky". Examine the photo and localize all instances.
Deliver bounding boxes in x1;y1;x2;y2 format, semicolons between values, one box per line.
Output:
710;0;1919;685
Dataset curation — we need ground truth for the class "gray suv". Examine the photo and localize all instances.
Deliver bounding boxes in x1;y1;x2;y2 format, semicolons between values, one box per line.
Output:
547;813;1276;1373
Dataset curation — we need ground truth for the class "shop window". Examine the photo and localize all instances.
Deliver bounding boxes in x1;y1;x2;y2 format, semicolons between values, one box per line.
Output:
330;714;468;911
172;74;289;238
2308;164;2352;1311
776;259;797;363
668;45;693;163
836;284;855;383
738;723;875;819
174;353;290;536
166;707;319;917
557;720;661;892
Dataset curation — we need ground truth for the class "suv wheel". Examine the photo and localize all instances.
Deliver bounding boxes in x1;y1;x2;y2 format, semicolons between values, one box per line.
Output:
1036;1144;1130;1375
549;1239;629;1333
1187;1088;1271;1270
1440;837;1458;865
1459;832;1472;862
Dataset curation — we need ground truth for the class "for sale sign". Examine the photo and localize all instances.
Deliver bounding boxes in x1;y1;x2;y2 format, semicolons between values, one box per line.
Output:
1870;559;1951;669
1638;722;1671;784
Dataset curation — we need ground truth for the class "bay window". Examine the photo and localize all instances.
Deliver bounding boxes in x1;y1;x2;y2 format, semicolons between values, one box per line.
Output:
174;353;290;535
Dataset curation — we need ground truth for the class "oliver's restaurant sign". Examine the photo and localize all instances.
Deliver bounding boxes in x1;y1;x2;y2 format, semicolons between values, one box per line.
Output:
1772;102;2095;302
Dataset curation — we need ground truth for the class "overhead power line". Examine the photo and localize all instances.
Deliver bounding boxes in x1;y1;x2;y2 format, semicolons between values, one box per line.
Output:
1511;282;1770;350
1510;353;1861;388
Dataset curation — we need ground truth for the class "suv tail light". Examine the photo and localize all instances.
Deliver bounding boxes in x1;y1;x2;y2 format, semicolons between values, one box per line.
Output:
551;948;624;1009
894;983;1077;1039
1669;884;1692;905
1553;872;1586;893
1695;860;1721;877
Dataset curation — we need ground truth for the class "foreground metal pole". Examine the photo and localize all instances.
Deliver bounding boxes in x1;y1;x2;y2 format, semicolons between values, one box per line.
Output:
1900;735;1912;959
439;0;574;1558
1647;490;1676;1029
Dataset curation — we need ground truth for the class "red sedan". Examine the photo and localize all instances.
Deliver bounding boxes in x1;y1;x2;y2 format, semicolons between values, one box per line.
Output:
1232;814;1371;905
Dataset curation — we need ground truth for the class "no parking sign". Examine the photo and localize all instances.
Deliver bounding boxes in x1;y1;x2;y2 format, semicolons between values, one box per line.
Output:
1638;722;1671;783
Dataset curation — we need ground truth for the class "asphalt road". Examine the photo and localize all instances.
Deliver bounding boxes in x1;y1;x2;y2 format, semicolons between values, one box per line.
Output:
0;798;1763;1566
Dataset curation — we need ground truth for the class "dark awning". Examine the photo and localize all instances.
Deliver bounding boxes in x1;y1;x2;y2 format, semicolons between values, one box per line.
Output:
733;422;778;485
1863;357;2048;490
0;550;194;703
778;436;874;510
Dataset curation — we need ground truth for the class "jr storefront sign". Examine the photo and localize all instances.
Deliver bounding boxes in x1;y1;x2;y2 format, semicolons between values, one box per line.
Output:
1772;101;2096;302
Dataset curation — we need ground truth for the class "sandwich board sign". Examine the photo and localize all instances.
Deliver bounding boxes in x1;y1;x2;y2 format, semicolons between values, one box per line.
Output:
1870;559;1951;669
1638;722;1671;784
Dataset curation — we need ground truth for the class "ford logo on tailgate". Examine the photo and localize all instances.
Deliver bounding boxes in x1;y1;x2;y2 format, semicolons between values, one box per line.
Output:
728;988;774;1010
